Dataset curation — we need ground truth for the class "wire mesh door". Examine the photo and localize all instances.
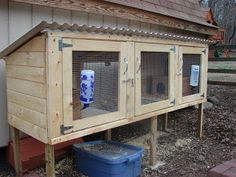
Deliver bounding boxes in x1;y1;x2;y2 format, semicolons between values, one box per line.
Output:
135;43;175;116
182;54;201;97
141;52;169;104
72;51;119;119
179;46;207;104
62;39;127;132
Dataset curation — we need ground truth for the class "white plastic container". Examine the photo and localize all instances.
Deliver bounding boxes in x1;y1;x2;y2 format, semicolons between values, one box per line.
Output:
190;65;200;87
80;70;95;105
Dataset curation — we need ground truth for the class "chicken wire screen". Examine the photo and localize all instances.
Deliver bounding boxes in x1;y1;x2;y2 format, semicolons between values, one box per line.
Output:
141;52;169;105
72;51;119;119
182;54;201;97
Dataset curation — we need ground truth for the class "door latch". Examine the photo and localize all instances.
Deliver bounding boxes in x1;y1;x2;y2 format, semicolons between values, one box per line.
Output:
122;78;134;87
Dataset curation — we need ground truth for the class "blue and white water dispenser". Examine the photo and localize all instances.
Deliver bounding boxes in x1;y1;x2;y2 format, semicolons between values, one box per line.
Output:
80;70;94;109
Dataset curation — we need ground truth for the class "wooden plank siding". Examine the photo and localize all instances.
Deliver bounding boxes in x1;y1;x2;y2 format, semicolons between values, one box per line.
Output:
11;0;218;35
5;34;47;143
0;0;146;146
0;0;9;147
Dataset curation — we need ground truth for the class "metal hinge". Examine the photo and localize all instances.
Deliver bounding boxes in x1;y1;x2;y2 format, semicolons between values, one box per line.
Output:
201;92;205;98
60;124;73;134
58;40;73;51
202;48;207;55
170;46;176;53
170;99;176;105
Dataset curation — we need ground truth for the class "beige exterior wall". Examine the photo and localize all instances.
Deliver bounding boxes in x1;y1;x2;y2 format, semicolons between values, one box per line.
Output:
0;0;152;146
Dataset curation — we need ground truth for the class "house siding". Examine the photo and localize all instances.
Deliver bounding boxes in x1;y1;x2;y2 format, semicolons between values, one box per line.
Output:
0;0;152;147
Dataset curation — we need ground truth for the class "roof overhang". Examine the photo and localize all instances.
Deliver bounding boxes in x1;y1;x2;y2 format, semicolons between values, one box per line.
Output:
11;0;218;36
0;21;215;59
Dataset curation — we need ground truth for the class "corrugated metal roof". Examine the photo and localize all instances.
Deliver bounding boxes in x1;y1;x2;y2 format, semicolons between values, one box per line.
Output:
0;21;214;58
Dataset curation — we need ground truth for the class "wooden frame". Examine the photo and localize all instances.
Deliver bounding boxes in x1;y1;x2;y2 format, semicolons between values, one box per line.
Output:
178;46;208;104
62;39;128;132
134;43;176;116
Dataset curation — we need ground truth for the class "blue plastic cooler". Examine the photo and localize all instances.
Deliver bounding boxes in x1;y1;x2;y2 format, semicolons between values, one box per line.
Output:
73;141;144;177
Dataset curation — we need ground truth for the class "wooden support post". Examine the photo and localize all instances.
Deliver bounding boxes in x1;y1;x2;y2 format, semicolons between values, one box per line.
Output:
163;113;168;131
11;126;22;177
150;116;158;166
197;103;204;138
105;129;112;141
45;144;55;177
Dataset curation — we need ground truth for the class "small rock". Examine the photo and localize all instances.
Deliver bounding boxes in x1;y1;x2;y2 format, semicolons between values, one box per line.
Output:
197;155;205;161
231;147;236;155
175;138;191;148
208;96;219;105
221;138;230;144
204;102;214;109
194;102;213;110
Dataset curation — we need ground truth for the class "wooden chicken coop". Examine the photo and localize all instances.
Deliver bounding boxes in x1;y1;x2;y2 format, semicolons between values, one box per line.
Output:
0;0;219;176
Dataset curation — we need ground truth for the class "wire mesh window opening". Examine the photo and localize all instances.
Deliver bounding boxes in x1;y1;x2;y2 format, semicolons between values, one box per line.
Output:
72;51;119;120
182;54;201;97
141;52;169;105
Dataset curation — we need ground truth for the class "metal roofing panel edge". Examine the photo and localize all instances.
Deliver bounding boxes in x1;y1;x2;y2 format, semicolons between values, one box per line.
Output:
0;21;215;58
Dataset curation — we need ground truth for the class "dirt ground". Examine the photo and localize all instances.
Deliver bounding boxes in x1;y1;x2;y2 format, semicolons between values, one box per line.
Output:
0;85;236;177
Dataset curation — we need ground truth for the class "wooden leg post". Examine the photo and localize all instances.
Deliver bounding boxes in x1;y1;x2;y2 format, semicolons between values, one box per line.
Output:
11;126;22;177
150;116;158;166
105;129;112;141
197;103;204;138
45;144;55;177
163;113;168;131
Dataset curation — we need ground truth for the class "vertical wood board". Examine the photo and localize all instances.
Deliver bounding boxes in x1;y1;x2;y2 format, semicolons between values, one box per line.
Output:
103;16;117;28
53;8;71;24
10;126;22;177
150;116;157;166
45;144;55;177
46;36;63;138
72;11;89;25
129;20;140;30
62;38;73;133
140;22;151;32
117;18;129;28
32;5;53;26
0;60;8;147
88;13;103;26
9;1;32;43
0;0;9;50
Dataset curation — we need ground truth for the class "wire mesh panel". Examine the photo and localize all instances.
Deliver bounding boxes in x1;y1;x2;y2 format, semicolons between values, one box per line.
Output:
141;52;169;105
72;51;119;119
182;54;201;97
